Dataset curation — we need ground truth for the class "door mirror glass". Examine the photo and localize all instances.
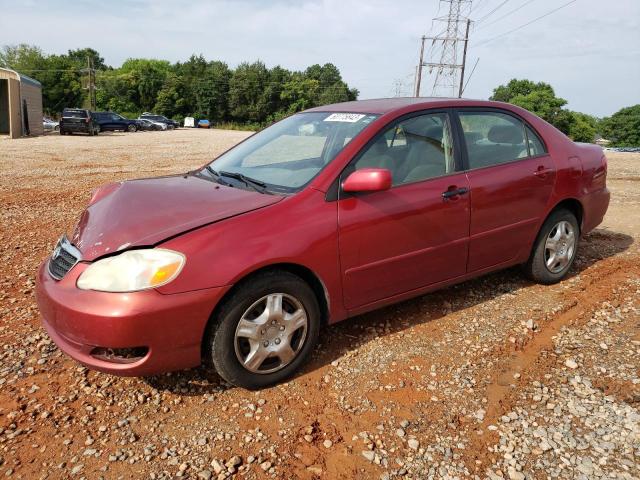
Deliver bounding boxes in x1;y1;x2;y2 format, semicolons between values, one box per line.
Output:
342;168;392;193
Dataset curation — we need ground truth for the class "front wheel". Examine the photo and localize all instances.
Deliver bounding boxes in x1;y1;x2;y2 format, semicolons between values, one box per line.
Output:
127;124;137;132
207;271;320;389
524;209;579;284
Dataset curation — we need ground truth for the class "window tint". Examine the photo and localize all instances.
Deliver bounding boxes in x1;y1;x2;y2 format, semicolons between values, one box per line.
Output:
459;111;528;169
525;125;546;156
353;113;455;186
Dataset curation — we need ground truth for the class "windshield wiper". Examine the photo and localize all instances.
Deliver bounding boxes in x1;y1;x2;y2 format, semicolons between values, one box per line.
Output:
201;165;232;187
219;170;270;194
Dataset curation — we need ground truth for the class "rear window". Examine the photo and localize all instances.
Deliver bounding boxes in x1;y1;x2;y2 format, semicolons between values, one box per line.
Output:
63;110;88;118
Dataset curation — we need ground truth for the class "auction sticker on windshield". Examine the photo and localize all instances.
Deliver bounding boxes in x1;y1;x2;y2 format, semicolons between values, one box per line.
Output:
324;113;366;122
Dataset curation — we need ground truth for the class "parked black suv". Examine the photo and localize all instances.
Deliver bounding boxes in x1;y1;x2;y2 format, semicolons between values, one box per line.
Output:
59;109;99;136
94;112;140;132
139;113;179;129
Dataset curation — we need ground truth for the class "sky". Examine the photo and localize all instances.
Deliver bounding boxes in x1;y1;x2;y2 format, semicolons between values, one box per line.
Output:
1;0;638;117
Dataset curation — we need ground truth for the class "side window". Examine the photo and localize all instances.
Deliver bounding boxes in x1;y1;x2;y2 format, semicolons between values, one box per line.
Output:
459;111;528;169
525;125;546;156
353;113;455;186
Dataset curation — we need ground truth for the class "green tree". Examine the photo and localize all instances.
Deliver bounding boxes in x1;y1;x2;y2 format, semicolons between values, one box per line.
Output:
119;58;171;112
66;47;108;71
262;65;291;118
0;44;86;114
154;73;188;119
280;74;320;114
96;69;139;115
38;54;85;113
228;61;271;123
490;79;576;135
192;61;231;122
305;63;357;105
600;105;640;147
0;44;46;71
567;111;598;143
2;44;359;126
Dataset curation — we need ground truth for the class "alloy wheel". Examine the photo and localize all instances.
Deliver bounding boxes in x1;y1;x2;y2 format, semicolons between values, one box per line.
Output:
234;293;308;374
544;220;576;273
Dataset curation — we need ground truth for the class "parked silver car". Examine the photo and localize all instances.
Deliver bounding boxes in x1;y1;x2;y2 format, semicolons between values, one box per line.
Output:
43;117;59;132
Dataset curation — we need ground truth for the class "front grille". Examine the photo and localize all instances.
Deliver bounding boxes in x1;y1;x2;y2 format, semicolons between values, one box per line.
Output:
48;236;82;280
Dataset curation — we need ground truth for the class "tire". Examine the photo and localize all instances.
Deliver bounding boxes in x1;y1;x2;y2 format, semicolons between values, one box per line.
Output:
207;271;321;389
127;124;137;133
524;209;579;284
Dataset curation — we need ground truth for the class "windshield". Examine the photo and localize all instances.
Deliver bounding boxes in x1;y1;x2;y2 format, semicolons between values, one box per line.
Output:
206;112;378;193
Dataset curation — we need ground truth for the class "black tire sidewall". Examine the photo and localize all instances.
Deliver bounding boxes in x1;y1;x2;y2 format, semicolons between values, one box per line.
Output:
526;209;579;284
209;272;320;389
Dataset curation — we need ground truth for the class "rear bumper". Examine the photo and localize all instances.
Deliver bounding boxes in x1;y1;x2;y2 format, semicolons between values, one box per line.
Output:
582;187;610;234
60;124;91;133
35;260;228;376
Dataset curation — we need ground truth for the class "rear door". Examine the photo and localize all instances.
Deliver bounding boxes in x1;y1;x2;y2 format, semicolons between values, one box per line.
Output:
337;111;470;309
455;109;555;272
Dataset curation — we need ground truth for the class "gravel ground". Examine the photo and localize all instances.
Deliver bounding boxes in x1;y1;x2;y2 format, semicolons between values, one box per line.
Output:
0;131;638;479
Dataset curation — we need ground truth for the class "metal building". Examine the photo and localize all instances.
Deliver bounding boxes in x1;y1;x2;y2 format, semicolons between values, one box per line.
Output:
0;67;44;138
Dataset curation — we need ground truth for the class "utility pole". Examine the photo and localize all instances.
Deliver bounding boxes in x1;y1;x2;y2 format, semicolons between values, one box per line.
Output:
414;35;426;97
415;0;472;97
458;18;471;98
83;56;96;110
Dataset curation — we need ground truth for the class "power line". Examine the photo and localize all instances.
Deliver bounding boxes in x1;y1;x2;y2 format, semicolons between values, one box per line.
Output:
469;0;485;13
476;0;511;23
476;0;537;30
473;0;577;47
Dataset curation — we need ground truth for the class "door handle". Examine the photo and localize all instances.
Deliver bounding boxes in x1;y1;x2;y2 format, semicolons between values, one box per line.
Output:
442;187;469;199
534;166;554;178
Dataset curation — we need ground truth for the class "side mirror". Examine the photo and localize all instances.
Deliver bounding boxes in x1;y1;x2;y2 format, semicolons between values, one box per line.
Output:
342;168;392;193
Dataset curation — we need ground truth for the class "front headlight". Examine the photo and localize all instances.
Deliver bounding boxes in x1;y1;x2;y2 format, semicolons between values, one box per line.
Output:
77;249;185;292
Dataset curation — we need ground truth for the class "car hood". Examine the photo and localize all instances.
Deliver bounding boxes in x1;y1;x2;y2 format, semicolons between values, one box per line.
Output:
71;174;283;261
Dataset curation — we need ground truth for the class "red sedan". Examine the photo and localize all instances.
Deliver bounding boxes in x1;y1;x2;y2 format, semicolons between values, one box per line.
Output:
36;98;609;389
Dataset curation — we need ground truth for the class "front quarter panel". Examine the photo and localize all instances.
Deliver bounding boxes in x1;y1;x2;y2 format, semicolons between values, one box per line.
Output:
156;188;346;322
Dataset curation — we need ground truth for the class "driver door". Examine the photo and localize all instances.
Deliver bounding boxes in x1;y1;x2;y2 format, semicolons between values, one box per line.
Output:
337;111;470;309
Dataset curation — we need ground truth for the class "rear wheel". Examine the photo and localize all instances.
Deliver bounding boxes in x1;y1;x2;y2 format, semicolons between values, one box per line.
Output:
207;271;320;389
525;209;579;284
127;124;137;132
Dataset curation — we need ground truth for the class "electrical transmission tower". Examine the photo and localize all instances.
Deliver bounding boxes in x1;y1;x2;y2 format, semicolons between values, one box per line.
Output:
415;0;472;98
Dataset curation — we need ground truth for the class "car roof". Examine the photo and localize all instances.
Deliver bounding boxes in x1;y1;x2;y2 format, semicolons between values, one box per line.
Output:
304;97;513;115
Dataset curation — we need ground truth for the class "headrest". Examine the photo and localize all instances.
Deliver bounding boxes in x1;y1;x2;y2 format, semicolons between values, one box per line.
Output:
488;125;524;145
